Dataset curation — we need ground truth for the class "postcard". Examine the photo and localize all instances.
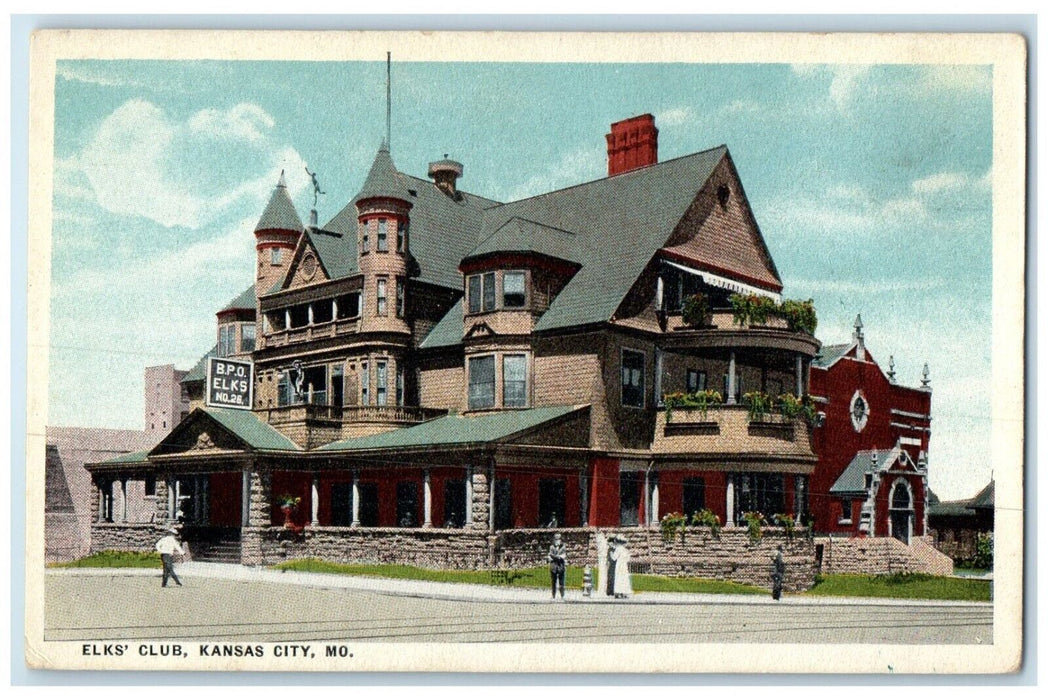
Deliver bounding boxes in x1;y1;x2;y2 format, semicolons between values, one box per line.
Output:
25;29;1026;673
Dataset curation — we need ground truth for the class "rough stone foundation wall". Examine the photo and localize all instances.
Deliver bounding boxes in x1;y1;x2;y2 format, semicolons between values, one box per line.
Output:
816;535;954;576
90;523;169;553
258;527;492;569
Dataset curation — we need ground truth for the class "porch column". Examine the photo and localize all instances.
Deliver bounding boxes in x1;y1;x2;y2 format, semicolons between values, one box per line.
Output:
642;469;651;526
468;465;490;530
246;468;272;528
351;469;360;527
118;478;128;523
464;464;474;526
579;469;589;526
241;467;251;527
488;462;496;533
166;477;176;520
795;354;804;397
726;473;736;526
650;472;660;525
94;479;105;523
311;473;320;527
423;469;432;528
727;351;737;405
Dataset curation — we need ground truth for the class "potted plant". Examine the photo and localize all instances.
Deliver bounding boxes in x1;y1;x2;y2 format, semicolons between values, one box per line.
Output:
681;292;711;328
690;508;722;538
278;495;302;529
742;511;766;543
742;391;772;421
660;512;688;543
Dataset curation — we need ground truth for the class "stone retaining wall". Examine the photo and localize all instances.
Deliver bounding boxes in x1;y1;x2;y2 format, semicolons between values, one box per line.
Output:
90;523;817;591
816;535;953;576
90;523;169;553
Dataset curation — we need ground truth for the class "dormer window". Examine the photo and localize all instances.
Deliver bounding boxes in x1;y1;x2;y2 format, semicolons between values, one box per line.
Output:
503;271;527;308
467;272;496;314
218;324;236;357
241;323;256;353
270;248;282;265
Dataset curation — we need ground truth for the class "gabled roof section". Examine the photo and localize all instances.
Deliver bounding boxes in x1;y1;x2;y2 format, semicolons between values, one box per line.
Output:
97;449;152;466
183;343;219;383
970;480;994;510
812;343;854;369
478;147;726;333
466;217;584;265
150;407;301;456
218;284;256;313
255;173;304;233
830;446;903;494
419;302;464;349
307;228;358;280
318;405;586;452
353;144;412;204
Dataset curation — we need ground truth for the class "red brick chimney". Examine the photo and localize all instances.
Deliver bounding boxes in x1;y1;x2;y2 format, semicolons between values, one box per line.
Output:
606;114;659;176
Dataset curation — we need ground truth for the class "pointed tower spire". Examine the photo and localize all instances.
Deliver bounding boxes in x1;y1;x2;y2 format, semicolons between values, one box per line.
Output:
887;355;896;383
354;143;411;205
921;362;931;389
256;172;304;234
853;313;866;361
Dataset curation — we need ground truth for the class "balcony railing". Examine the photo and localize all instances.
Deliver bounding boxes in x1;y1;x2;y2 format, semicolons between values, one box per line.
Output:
262;404;344;424
264;317;361;348
666;308;792;333
260;403;447;427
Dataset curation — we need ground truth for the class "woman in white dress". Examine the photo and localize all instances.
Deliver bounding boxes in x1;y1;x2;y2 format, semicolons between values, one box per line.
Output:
609;535;633;599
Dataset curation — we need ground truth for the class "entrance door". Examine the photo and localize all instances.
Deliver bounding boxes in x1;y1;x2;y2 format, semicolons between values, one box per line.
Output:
330;482;352;526
890;481;913;544
358;483;379;526
396;481;419;527
619;472;642;526
494;478;512;530
444;478;466;528
538;478;566;528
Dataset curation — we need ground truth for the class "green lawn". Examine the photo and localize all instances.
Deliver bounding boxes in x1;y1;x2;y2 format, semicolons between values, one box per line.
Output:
271;559;766;595
804;573;992;602
50;550;162;569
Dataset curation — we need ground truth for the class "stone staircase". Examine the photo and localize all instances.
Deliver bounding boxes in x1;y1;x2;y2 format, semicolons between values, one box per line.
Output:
184;527;242;564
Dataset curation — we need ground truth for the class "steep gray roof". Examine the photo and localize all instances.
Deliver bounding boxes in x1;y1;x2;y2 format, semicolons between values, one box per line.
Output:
322;172;498;289
830;446;902;494
479;147;727;333
218;284;256;313
467;217;584;265
353;144;412;204
812;343;853;369
970;480;994;510
255;174;304;233
419;301;464;349
305;228;358;280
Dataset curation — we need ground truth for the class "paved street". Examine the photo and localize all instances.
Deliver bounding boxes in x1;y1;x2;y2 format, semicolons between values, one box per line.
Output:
45;569;992;645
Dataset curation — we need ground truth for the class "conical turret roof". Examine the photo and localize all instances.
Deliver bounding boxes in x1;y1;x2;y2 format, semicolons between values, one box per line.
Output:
353;143;411;205
255;171;304;233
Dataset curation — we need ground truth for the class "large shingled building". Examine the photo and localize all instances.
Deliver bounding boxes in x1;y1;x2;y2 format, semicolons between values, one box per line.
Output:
88;114;835;569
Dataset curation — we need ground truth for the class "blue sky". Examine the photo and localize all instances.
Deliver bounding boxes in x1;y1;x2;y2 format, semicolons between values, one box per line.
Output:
48;59;992;499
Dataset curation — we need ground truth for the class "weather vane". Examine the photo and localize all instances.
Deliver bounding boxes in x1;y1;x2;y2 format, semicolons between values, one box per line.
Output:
305;167;325;208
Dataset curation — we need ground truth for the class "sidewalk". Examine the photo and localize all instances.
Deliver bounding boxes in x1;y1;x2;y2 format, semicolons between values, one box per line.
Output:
48;563;992;608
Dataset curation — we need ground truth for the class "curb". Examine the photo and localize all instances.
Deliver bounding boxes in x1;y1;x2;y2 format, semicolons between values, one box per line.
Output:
46;565;993;608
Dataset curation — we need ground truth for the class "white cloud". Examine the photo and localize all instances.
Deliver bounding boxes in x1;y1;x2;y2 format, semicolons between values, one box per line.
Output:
790;64;872;113
56;63;140;88
918;65;993;95
502;146;604;202
912;171;971;195
655;107;694;127
75;99;307;229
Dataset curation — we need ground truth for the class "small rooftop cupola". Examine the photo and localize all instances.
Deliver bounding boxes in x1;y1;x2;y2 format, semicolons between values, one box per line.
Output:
606;114;659;176
853;314;866;361
354;142;412;206
428;154;464;199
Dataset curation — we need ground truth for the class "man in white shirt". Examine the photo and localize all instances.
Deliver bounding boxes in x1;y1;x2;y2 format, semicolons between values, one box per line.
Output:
156;528;184;588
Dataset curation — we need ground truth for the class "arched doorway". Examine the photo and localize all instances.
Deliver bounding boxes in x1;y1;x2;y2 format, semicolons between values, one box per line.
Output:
889;479;914;544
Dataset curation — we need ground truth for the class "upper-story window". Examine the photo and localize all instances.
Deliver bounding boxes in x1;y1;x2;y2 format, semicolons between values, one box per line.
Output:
686;369;706;393
397;221;407;252
335;292;361;320
376;360;388;406
503;354;527;408
396;365;405;406
468;355;496;410
277;371;291;406
377;218;388;252
503;271;526;308
270;248;282;266
621;349;645;408
218;324;236;357
361;223;369;253
241;324;256;353
312;300;333;325
376;278;388;316
466;273;497;314
396;279;405;318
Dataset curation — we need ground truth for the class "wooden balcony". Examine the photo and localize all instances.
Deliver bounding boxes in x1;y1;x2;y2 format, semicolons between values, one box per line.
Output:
263;318;361;349
662;308;820;357
652;404;816;472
